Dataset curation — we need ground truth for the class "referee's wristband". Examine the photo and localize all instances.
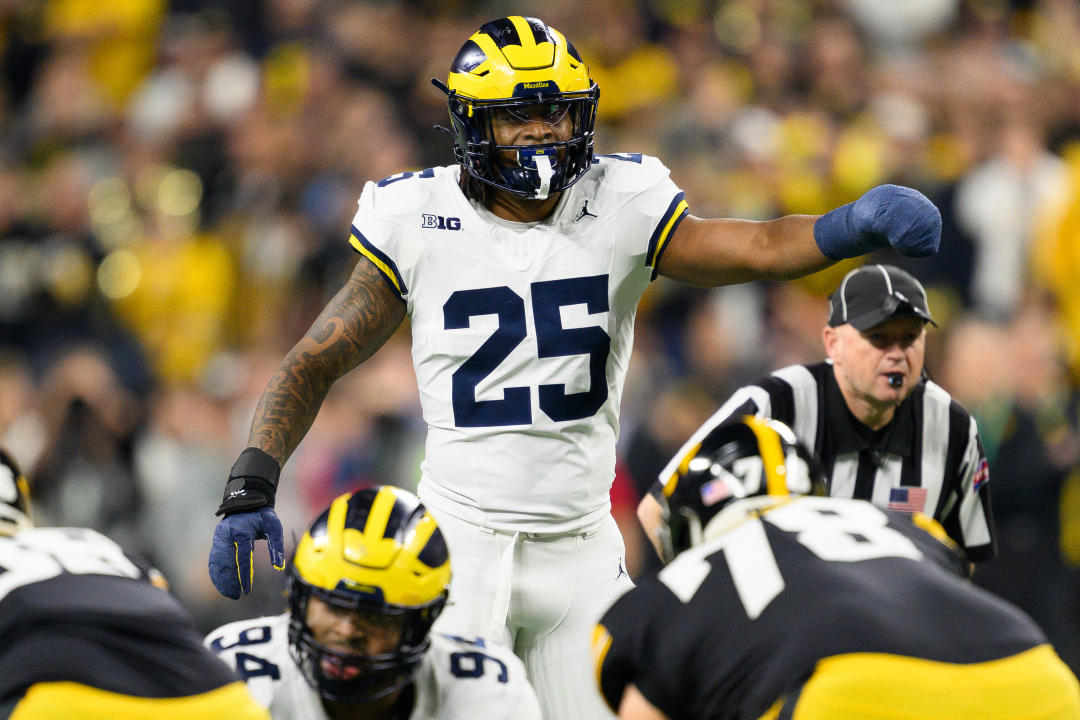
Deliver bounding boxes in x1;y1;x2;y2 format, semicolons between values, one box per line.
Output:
215;447;281;516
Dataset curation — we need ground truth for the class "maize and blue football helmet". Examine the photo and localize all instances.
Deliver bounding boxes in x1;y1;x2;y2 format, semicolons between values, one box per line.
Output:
287;486;451;703
653;416;826;562
435;16;599;200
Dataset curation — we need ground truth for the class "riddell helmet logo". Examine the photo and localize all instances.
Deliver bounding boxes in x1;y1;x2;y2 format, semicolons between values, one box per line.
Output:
523;82;549;88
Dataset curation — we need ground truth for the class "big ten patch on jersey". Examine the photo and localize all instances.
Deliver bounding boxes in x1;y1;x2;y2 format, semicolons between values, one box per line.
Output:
422;214;462;231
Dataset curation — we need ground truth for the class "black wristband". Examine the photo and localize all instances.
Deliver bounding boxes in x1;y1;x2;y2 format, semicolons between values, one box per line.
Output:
215;447;281;516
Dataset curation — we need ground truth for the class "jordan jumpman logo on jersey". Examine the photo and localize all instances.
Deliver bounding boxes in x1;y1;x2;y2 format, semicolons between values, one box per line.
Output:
576;200;598;222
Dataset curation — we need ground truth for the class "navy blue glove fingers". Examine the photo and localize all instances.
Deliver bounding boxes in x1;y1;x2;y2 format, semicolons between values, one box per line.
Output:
209;520;245;599
264;509;286;571
208;507;285;599
814;184;942;260
235;534;254;596
853;184;941;258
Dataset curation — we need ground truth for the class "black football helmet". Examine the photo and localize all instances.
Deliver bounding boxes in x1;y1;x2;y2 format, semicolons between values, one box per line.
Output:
653;416;825;562
435;16;599;200
287;486;450;703
0;447;31;536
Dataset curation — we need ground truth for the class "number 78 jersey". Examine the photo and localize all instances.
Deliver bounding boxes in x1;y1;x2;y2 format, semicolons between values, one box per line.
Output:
592;496;1049;720
349;156;688;532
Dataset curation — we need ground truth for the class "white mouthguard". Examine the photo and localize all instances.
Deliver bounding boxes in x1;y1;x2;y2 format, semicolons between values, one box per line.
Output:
533;154;553;199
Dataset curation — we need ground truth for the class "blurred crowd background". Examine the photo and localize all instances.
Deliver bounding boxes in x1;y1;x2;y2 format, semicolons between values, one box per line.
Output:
3;0;1080;674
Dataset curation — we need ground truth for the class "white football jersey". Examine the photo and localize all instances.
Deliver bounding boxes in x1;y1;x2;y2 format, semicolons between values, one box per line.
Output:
206;614;541;720
349;156;687;532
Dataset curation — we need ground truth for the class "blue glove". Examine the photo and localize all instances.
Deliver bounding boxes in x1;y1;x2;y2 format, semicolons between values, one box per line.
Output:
209;507;286;599
813;184;942;260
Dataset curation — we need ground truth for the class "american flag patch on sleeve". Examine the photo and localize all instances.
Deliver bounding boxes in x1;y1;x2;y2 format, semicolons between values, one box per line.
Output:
973;459;989;492
888;487;928;513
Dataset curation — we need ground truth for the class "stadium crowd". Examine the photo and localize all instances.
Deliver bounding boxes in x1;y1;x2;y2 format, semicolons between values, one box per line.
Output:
2;0;1080;675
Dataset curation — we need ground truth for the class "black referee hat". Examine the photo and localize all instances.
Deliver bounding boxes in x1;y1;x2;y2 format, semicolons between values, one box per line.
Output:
827;264;936;331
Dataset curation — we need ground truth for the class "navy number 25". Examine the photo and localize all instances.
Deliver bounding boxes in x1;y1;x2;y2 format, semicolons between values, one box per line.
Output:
443;274;610;427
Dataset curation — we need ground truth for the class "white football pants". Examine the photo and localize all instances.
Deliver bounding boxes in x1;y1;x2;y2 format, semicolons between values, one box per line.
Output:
427;509;633;720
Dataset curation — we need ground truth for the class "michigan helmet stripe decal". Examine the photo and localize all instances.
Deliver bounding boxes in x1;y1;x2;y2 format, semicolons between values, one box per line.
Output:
744;416;789;497
328;494;351;534
646;192;689;272
508;16;539;48
479;17;521;49
349;226;408;298
524;16;555;46
415;516;449;568
366;487;397;540
565;38;583;63
450;39;487;74
476;16;556;70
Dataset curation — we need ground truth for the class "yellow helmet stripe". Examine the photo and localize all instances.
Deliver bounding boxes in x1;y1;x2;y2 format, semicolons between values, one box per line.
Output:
366;487;398;540
744;416;789;496
470;32;503;69
912;512;957;549
492;17;554;70
410;511;439;552
662;440;702;498
293;488;452;604
16;475;30;517
327;493;351;534
508;16;538;47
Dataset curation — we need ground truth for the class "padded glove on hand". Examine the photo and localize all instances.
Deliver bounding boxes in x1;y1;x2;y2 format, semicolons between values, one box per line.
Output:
814;184;942;260
208;507;285;599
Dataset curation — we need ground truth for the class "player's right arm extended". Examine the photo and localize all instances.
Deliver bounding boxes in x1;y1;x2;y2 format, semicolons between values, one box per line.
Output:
244;256;406;471
208;256;405;598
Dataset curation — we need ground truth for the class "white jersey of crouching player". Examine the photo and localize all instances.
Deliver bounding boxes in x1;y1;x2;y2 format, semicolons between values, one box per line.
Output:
208;615;539;720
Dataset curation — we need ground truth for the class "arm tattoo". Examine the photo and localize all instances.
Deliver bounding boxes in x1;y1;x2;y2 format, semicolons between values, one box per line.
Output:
248;257;405;465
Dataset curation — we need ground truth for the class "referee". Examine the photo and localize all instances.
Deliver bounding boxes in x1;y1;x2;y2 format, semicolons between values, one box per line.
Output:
639;264;996;562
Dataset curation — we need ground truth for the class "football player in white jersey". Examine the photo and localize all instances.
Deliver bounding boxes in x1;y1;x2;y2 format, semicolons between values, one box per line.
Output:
209;16;944;719
207;486;541;720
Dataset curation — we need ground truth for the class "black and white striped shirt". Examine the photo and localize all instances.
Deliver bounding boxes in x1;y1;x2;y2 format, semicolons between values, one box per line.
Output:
658;361;996;561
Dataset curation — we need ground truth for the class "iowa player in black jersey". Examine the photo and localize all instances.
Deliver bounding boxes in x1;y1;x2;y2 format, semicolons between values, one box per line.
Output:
0;448;269;720
592;417;1080;720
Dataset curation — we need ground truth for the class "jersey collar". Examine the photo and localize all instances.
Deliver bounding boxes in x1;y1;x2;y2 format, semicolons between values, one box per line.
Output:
824;369;919;457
